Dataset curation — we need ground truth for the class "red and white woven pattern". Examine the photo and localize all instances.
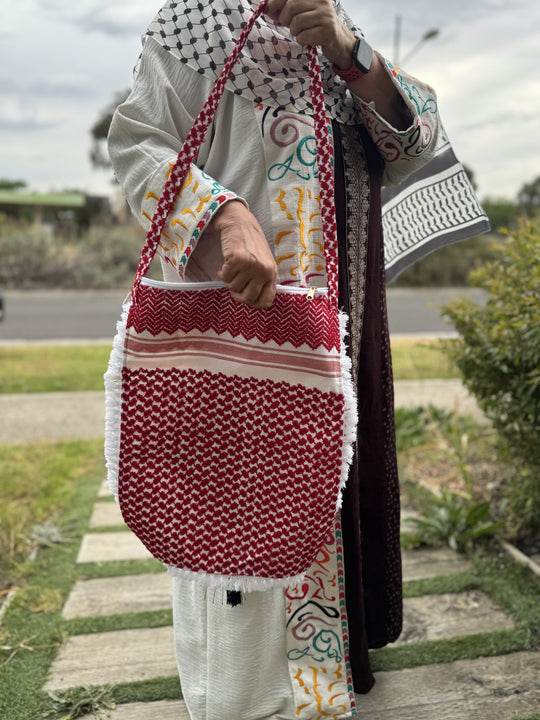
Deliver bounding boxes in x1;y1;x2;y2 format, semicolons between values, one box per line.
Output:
115;281;347;588
128;284;340;351
104;0;357;590
118;366;344;584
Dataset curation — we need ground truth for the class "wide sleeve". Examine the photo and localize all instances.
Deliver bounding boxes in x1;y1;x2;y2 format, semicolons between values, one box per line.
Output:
108;38;246;279
353;56;440;187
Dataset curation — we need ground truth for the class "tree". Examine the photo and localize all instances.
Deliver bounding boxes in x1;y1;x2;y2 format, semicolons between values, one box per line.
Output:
462;164;478;192
517;175;540;218
481;197;520;233
90;89;131;170
0;179;27;191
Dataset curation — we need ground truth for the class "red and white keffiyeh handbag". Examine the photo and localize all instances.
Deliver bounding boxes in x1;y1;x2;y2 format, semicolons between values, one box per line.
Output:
104;0;357;592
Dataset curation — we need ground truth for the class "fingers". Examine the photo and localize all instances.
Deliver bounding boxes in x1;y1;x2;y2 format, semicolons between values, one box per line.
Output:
220;258;277;309
264;0;287;21
228;278;277;309
215;205;278;308
264;0;352;64
266;0;333;29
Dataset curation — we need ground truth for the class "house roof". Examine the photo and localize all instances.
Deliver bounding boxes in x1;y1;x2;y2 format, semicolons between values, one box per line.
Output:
0;191;86;208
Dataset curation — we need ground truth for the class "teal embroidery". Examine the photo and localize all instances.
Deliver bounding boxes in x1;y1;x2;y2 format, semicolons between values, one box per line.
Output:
287;630;343;664
268;135;318;182
386;61;438;116
201;171;228;196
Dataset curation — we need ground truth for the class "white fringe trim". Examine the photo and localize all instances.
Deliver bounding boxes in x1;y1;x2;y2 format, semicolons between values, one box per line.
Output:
103;297;131;502
166;563;307;593
337;309;358;509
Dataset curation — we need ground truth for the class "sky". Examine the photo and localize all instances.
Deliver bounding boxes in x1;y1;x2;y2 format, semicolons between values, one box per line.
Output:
1;0;539;202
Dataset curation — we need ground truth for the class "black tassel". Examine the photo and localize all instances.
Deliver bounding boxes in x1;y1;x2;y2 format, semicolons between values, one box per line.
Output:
226;590;242;607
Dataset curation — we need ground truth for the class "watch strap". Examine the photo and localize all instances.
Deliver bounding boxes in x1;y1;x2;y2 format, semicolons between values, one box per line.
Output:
331;62;366;82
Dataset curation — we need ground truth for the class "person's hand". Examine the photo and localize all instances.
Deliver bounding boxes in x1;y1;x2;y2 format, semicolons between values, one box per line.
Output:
265;0;355;70
205;200;277;308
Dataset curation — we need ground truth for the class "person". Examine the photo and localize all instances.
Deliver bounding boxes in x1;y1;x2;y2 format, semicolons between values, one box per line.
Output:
108;1;486;718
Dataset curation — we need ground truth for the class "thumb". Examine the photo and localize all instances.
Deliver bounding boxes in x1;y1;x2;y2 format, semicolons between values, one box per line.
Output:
264;0;286;21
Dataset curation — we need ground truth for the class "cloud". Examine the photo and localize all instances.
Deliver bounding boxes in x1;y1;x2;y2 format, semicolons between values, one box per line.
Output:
0;118;60;132
39;0;157;37
0;76;95;101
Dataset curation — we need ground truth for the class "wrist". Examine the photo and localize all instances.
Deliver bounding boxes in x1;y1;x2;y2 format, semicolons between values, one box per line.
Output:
208;198;247;230
330;34;356;71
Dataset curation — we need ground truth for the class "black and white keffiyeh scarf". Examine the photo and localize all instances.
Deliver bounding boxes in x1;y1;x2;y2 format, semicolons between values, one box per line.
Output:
146;0;359;121
145;0;489;279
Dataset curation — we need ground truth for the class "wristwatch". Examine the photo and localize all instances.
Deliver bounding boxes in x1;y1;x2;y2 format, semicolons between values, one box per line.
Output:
332;36;373;82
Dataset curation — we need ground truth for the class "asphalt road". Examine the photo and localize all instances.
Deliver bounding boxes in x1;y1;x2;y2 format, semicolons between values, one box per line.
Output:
0;287;487;342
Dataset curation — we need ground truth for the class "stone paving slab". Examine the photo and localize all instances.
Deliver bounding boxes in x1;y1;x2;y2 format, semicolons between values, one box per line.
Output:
45;626;177;690
394;590;514;646
98;479;112;498
356;651;540;719
76;537;471;576
62;573;171;619
393;378;486;424
80;700;189;720
402;547;472;582
77;532;153;563
89;502;125;528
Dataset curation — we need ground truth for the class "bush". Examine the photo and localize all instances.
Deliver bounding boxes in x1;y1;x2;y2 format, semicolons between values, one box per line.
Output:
441;221;540;539
0;218;144;289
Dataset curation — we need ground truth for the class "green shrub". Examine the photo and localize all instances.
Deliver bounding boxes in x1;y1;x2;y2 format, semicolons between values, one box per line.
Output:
404;488;504;552
441;221;540;539
0;218;143;289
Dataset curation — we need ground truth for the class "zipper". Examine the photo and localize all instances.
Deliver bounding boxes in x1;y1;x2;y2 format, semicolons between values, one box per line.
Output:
140;277;327;297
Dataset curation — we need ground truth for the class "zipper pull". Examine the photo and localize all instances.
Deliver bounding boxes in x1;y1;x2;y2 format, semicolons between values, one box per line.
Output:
307;286;317;300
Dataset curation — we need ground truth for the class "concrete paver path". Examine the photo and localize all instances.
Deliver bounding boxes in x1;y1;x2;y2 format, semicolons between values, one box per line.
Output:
43;481;536;720
357;651;540;720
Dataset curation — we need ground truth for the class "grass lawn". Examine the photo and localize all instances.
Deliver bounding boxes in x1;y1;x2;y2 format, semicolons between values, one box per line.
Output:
390;336;459;380
0;345;112;394
0;338;459;395
0;430;539;717
0;440;109;719
0;441;104;594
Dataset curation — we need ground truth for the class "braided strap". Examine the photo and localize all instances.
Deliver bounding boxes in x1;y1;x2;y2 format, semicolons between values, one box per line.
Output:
306;45;338;306
132;0;338;306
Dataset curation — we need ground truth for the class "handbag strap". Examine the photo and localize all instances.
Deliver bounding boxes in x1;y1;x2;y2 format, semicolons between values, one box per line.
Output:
131;0;339;307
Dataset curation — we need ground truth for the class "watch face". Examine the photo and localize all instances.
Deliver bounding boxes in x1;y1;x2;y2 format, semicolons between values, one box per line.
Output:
353;37;373;74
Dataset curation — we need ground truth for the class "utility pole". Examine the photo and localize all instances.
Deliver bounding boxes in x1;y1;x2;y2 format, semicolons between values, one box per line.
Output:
394;14;440;67
393;13;402;65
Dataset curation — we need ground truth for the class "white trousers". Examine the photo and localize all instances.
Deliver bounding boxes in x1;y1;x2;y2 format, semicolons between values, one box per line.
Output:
171;519;357;720
172;577;297;720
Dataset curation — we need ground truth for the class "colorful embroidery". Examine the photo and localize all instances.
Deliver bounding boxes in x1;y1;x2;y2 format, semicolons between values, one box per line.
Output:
354;62;438;164
266;114;319;182
142;166;236;277
273;187;325;283
385;61;438;116
257;105;328;287
285;515;356;719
